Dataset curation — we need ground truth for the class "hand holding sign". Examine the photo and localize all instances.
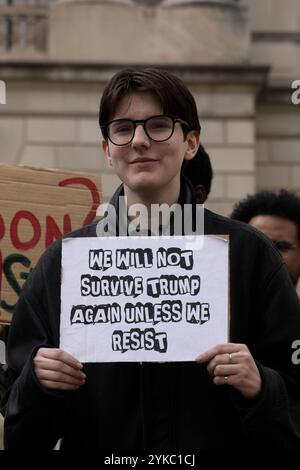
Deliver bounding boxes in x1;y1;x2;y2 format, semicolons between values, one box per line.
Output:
196;343;262;399
33;348;86;391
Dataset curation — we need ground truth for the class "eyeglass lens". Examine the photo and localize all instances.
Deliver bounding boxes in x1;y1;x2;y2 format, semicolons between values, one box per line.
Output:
273;240;295;252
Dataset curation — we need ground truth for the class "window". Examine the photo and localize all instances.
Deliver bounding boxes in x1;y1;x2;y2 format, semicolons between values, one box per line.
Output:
0;0;48;50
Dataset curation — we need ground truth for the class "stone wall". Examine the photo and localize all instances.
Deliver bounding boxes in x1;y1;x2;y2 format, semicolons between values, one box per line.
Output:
256;103;300;194
245;0;300;195
0;77;121;202
0;63;263;215
48;2;249;65
0;0;299;215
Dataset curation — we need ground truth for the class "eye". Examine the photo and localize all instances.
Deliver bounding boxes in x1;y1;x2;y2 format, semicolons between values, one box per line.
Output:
274;240;294;252
110;121;133;134
115;125;132;134
147;117;172;131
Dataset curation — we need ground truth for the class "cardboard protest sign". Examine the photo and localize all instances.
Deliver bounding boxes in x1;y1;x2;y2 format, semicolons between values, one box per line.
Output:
0;165;102;325
60;235;229;362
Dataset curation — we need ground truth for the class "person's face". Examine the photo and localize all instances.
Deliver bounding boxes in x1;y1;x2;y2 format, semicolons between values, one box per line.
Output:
102;91;199;203
249;214;300;287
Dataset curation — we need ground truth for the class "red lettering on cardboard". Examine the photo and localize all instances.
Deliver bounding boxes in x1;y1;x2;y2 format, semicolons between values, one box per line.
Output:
10;210;41;250
59;177;100;226
45;214;72;248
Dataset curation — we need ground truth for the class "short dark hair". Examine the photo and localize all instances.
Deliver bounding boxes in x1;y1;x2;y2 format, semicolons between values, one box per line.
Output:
99;67;201;139
182;144;213;197
231;190;300;240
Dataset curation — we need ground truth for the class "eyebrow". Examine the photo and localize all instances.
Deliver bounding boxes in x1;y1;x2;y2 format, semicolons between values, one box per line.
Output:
110;114;162;121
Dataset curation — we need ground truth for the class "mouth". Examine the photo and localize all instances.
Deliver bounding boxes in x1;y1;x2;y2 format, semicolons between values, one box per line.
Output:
130;159;158;165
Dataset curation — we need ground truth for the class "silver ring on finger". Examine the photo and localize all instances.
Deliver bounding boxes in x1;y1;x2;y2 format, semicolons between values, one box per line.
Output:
224;376;228;384
228;353;232;363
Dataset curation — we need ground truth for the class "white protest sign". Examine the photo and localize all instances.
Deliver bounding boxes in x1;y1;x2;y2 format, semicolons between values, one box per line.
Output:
60;235;229;362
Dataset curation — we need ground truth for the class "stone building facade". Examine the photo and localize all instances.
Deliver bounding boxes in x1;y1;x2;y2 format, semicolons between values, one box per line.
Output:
0;0;299;215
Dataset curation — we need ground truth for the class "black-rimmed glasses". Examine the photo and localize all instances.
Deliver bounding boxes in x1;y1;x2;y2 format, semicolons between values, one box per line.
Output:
272;240;298;253
103;114;189;146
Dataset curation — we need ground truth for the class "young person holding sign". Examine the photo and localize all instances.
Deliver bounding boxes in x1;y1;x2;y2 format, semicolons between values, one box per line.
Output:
2;68;300;450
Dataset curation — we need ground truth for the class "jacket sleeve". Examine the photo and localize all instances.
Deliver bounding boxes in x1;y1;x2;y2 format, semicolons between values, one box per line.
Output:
232;262;300;449
1;243;69;450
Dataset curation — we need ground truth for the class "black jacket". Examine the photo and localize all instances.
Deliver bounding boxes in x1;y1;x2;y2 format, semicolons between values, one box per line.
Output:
2;180;300;449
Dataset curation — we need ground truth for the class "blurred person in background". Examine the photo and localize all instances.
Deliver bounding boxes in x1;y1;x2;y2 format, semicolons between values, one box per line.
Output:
182;144;213;204
231;190;300;290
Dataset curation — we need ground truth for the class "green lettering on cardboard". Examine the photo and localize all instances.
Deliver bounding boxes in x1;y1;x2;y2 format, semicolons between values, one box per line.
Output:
0;254;32;313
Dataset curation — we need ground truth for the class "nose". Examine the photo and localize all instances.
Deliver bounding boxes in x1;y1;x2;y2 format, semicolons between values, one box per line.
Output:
131;123;150;148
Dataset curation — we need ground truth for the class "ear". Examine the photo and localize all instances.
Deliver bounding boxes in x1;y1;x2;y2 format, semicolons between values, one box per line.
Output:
184;131;200;161
101;139;113;166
